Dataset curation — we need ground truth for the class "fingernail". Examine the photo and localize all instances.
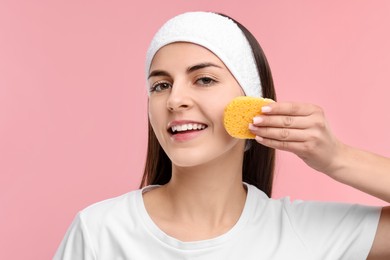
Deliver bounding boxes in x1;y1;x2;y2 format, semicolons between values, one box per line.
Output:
255;136;264;142
261;106;272;113
253;116;263;124
248;123;258;131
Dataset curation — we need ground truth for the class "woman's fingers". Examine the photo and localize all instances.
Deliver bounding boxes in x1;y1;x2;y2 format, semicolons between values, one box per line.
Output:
249;124;310;142
261;102;320;116
254;137;308;154
253;102;326;130
249;123;324;157
252;115;315;129
251;101;342;174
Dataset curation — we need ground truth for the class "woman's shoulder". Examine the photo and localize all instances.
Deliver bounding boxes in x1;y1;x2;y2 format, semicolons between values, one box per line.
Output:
246;182;381;218
77;188;143;226
246;183;380;259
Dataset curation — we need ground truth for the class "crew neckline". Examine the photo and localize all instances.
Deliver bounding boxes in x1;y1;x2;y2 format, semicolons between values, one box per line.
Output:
135;183;267;250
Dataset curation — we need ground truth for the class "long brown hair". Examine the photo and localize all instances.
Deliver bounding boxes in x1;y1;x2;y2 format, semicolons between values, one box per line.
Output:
139;13;277;197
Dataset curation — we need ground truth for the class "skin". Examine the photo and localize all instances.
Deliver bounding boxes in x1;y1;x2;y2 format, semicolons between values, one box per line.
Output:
250;103;390;259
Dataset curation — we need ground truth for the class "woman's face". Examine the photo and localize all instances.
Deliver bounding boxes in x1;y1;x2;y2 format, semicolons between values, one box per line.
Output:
148;42;245;167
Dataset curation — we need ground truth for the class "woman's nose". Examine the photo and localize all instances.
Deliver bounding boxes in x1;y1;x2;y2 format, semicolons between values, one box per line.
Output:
166;84;193;112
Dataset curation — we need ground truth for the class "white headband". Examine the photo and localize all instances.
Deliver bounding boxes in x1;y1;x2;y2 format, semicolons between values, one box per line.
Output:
145;12;262;98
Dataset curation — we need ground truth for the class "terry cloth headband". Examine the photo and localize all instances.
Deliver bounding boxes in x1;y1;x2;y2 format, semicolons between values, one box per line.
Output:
145;11;262;98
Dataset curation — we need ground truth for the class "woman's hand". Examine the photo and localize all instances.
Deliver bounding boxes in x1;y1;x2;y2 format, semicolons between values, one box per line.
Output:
249;102;343;175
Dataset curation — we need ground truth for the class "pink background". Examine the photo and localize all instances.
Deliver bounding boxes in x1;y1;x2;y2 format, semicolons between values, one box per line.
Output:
1;1;389;259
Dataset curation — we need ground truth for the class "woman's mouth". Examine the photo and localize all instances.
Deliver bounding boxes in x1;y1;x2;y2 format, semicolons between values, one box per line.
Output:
170;123;207;134
168;122;208;141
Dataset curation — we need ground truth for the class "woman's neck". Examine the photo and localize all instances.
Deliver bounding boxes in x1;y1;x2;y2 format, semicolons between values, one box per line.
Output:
143;143;247;241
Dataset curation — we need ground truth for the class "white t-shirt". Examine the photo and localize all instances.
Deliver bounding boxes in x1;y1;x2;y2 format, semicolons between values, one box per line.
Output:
54;183;380;260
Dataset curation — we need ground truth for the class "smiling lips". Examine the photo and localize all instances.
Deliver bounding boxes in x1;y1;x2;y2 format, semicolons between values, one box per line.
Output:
168;121;208;141
171;123;206;133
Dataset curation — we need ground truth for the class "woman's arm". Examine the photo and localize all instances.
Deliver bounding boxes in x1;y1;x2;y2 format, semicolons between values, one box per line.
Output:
249;102;390;202
249;102;390;258
329;143;390;203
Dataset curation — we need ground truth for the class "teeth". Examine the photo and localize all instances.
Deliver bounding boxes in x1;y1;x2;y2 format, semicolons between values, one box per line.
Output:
171;123;206;133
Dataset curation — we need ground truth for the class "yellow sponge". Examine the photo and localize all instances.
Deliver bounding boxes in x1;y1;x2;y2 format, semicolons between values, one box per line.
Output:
224;96;275;139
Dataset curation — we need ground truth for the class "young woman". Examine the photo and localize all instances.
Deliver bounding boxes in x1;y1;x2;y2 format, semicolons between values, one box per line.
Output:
55;12;390;259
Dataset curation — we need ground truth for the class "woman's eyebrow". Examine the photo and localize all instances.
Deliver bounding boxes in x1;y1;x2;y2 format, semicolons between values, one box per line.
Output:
187;62;222;73
148;62;222;79
148;70;171;79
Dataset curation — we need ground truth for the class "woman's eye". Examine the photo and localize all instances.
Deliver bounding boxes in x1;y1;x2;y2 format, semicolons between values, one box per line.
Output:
196;77;216;86
151;82;171;92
